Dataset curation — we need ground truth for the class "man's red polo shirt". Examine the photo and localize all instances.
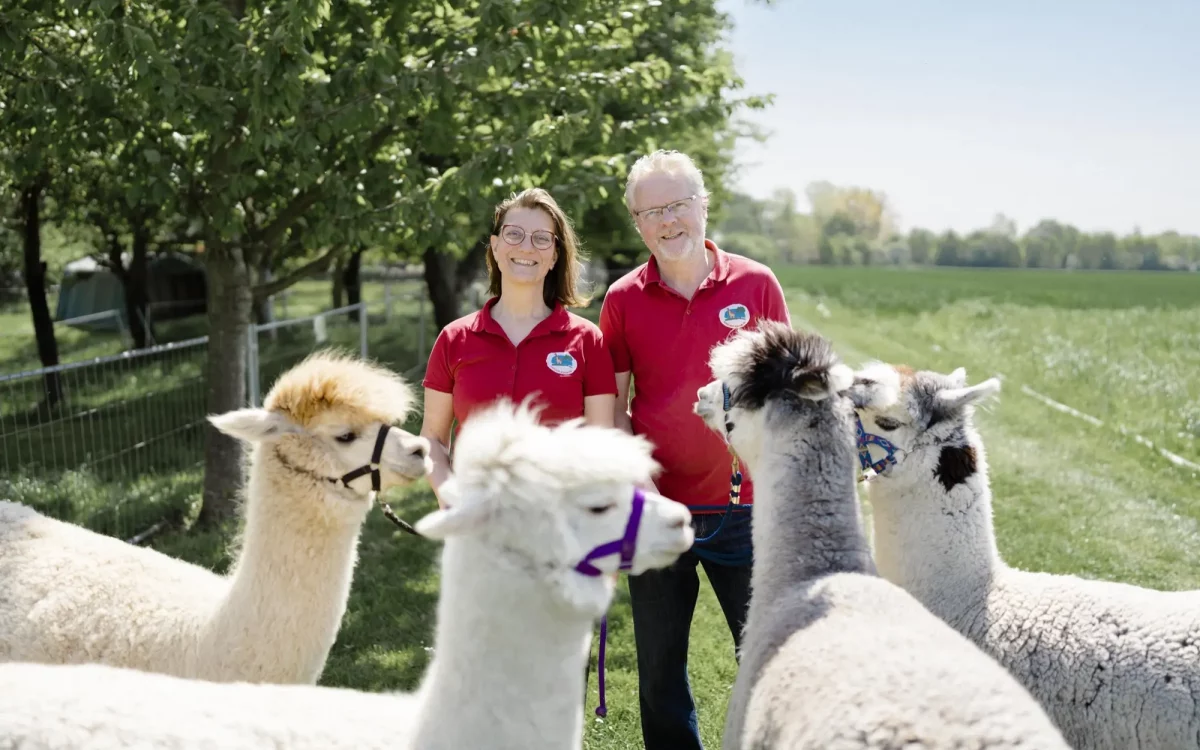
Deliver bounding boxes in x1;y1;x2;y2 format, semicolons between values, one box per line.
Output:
423;297;617;440
599;240;790;512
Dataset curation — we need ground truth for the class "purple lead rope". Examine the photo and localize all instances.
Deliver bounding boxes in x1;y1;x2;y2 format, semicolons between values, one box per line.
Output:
573;488;646;717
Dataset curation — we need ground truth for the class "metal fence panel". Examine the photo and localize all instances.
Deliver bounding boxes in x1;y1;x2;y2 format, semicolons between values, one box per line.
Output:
1;281;436;540
0;338;208;540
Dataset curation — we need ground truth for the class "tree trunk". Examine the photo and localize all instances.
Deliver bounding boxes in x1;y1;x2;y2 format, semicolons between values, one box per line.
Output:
422;247;461;330
604;255;635;287
343;246;362;323
252;268;274;326
331;252;347;312
455;239;487;293
422;242;488;330
20;182;62;408
125;222;153;348
197;239;254;528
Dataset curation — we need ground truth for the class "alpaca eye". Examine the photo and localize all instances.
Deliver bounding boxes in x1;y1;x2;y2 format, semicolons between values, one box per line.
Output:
873;417;903;432
335;431;358;444
587;504;615;515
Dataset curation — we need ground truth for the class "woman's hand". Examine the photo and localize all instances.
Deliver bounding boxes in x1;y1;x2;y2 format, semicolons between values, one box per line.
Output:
419;387;456;509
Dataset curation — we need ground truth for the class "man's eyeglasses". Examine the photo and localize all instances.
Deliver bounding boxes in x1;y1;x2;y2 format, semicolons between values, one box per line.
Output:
498;224;557;250
634;195;701;223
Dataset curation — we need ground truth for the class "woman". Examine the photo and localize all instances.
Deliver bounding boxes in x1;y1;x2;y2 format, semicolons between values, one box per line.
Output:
421;188;617;507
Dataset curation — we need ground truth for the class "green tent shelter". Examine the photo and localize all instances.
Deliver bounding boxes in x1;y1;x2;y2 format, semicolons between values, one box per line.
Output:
55;252;207;332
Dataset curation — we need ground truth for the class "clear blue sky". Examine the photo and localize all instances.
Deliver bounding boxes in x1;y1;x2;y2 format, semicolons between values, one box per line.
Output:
717;0;1200;236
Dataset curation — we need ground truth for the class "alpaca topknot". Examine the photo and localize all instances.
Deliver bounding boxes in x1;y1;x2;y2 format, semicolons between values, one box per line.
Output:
263;349;414;428
451;398;660;494
716;320;846;410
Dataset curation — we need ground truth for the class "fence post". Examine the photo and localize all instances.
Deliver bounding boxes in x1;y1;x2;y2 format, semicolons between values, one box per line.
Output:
417;293;427;362
135;308;155;347
246;325;260;407
384;280;393;324
358;302;368;359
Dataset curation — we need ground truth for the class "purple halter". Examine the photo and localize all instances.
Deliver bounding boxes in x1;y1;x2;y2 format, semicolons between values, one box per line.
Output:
574;487;645;577
574;488;647;718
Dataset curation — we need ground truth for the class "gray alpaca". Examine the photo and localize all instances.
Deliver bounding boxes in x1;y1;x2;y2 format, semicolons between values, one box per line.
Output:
694;321;1068;750
852;361;1200;750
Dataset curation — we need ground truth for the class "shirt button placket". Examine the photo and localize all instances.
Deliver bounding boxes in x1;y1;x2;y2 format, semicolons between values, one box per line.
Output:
511;347;518;396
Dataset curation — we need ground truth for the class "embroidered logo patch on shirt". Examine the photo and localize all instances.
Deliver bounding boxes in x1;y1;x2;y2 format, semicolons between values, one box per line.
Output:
546;352;579;375
719;303;750;329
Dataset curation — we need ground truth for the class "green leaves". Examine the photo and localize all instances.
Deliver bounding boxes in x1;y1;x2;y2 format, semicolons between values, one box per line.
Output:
1;0;758;275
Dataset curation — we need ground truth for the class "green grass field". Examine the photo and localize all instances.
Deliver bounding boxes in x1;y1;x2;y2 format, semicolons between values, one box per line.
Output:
7;266;1200;749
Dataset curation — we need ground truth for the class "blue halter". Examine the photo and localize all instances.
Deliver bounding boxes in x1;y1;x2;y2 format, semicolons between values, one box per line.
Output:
691;382;748;557
855;414;900;479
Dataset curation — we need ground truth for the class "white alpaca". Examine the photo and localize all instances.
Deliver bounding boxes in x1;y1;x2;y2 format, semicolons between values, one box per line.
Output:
851;361;1200;750
0;399;696;750
693;321;1068;750
0;350;432;685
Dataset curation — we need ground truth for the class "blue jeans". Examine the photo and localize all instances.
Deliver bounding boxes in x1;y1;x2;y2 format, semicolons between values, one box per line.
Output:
628;507;753;750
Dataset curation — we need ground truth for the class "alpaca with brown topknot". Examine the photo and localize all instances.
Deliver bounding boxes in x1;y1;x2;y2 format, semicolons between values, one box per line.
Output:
0;349;431;685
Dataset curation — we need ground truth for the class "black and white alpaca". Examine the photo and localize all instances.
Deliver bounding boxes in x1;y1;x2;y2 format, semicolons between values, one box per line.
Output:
693;321;1068;750
851;361;1200;750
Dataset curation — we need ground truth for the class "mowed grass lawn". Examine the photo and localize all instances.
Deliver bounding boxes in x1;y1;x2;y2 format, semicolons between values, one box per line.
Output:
20;266;1200;749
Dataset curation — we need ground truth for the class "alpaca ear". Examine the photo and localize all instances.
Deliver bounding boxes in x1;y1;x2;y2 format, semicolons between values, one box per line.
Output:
934;377;1001;413
845;363;901;411
791;363;853;401
948;367;968;387
208;409;302;442
828;363;854;395
844;377;872;409
414;495;491;540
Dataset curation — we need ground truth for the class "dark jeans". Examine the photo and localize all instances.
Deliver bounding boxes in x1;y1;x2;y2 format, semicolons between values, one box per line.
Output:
628;507;753;750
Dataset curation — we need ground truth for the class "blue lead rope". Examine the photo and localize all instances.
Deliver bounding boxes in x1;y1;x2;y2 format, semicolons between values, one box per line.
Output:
691;462;752;566
694;381;752;565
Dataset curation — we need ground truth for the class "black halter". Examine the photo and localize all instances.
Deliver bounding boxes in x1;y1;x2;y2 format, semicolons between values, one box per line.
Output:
344;424;422;536
337;423;393;492
274;423;421;537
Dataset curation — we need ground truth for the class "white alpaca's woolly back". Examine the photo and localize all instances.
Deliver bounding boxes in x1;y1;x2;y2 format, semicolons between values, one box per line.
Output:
0;661;417;750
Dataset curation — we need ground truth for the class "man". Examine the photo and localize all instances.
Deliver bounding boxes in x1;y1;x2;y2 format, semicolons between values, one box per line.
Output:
598;149;790;749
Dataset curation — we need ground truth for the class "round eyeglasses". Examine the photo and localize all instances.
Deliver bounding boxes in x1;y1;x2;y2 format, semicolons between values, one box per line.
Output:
498;224;557;251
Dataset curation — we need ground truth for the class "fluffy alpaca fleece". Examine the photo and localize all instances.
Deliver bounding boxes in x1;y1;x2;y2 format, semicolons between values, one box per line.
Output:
404;400;694;750
851;361;1200;750
694;321;1068;750
0;350;432;685
0;661;418;750
0;400;695;750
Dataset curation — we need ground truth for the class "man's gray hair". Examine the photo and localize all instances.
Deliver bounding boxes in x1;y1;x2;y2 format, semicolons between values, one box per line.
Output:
624;150;708;212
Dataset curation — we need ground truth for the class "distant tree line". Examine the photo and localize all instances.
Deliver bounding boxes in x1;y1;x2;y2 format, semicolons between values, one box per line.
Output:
714;184;1200;272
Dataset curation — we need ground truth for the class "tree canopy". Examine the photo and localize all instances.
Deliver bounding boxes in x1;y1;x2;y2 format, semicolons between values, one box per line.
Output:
1;0;766;522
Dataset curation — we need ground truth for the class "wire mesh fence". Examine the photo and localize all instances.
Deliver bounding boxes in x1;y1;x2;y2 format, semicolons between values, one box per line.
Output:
0;337;208;540
0;277;436;540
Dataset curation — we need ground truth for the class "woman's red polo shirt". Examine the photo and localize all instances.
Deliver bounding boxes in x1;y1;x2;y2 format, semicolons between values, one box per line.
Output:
423;297;617;440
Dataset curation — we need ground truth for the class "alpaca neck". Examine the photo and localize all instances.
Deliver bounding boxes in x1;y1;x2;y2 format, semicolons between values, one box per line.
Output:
748;410;875;607
413;539;597;750
203;446;366;683
867;434;1003;621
